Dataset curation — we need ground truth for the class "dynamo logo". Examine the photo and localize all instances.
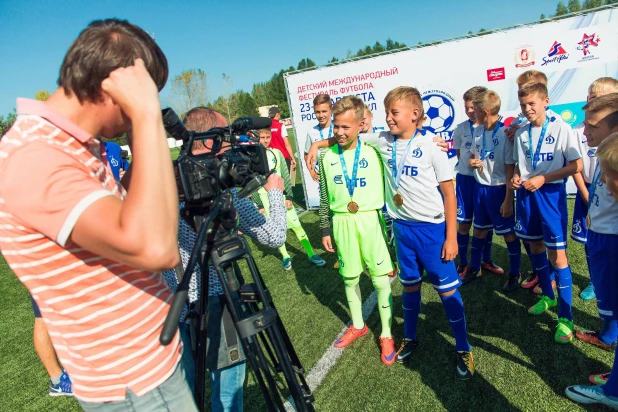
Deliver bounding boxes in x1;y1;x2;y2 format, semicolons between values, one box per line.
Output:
545;135;556;145
359;158;369;168
412;147;423;158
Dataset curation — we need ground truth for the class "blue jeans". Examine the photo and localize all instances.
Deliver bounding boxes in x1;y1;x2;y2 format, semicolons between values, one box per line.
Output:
179;323;246;412
78;362;197;411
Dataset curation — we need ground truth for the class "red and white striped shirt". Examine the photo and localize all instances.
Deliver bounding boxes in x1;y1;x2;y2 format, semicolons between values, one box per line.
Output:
0;99;181;402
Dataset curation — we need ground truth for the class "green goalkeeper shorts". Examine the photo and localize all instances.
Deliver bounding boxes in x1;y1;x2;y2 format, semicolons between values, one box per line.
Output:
259;192;302;230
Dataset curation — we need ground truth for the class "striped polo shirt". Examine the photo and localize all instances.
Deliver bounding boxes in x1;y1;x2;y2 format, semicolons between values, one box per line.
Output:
0;99;181;402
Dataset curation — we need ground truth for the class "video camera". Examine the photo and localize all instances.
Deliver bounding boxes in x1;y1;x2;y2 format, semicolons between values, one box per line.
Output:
162;108;272;207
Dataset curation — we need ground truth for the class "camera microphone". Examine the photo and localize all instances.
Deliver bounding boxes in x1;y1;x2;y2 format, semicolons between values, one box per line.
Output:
231;117;272;132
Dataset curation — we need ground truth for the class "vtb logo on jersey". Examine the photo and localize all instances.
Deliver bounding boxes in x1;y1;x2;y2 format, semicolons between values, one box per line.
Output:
359;158;369;168
524;149;531;159
412;147;423;158
387;159;394;167
545;135;556;145
334;175;344;184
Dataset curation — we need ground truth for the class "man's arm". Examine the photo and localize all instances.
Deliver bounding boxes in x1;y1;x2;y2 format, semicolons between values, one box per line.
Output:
71;60;179;271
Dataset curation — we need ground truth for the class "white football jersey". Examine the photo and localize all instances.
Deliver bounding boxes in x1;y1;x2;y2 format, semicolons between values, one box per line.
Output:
588;163;618;235
513;115;580;183
471;124;515;186
361;130;453;223
573;123;597;184
452;120;477;177
304;123;333;153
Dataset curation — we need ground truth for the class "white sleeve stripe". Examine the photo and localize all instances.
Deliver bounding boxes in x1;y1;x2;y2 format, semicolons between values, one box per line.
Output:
56;190;114;247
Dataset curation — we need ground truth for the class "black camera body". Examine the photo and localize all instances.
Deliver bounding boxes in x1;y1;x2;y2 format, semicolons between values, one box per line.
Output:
162;108;272;206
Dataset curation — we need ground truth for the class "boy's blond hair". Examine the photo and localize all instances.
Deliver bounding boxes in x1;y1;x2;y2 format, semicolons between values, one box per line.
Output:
364;105;373;117
332;95;365;121
313;93;332;108
518;82;548;99
596;132;618;173
589;77;618;95
463;86;488;102
583;93;618;130
472;90;501;116
384;86;425;125
516;70;548;87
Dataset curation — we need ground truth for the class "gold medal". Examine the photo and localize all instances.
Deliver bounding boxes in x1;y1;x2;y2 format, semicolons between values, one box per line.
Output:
586;215;591;229
394;192;404;207
347;201;359;213
479;164;483;174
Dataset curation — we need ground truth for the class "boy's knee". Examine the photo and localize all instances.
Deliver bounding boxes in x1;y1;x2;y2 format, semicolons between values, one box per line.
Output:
403;285;421;293
343;276;360;287
438;289;456;298
530;240;546;254
458;223;471;234
472;229;488;238
548;250;568;268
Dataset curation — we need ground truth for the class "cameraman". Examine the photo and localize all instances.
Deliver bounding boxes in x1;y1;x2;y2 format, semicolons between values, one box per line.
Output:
0;19;195;410
162;107;287;411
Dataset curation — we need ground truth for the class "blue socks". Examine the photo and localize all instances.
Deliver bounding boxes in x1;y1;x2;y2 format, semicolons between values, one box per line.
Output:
469;236;485;272
505;239;521;276
531;252;555;300
600;320;618;345
482;231;494;263
440;290;471;352
457;232;469;266
555;266;573;321
402;289;421;340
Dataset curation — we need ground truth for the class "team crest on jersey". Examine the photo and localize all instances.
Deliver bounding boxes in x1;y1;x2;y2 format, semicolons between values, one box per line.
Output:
359;158;369;168
465;142;472;149
387;159;394;167
110;156;119;167
457;206;463;216
515;219;522;231
338;259;345;268
524;149;531;159
545;135;556;144
588;149;596;158
412;147;423;158
334;175;343;184
572;220;582;234
493;138;499;146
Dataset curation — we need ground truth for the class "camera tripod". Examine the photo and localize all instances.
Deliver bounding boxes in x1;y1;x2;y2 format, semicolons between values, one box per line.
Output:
161;190;314;411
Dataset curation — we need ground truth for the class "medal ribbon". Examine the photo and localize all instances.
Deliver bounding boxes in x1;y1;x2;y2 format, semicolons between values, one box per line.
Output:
338;141;362;199
480;122;502;161
528;116;550;171
319;123;333;141
589;163;602;207
392;130;418;188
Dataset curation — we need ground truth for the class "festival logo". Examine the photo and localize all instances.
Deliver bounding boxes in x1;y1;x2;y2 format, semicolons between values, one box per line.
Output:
577;33;601;62
422;89;457;159
514;45;536;68
542;41;569;66
487;67;506;82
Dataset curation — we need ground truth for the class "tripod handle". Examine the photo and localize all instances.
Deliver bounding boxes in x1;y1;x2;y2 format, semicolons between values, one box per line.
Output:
160;289;189;345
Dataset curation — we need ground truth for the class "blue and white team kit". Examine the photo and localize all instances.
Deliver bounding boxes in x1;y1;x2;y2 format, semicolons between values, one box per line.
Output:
452;120;477;224
512;115;581;250
360;130;461;293
570;122;596;244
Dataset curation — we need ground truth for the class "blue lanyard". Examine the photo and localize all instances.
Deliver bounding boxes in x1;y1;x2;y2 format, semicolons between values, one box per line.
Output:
468;120;475;141
392;130;418;188
480;122;501;160
528;117;550;171
338;141;362;198
319;123;333;141
589;163;602;207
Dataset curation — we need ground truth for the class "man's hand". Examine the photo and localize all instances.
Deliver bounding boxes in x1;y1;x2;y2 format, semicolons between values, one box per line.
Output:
290;158;297;169
469;159;483;169
511;174;522;190
258;208;265;215
441;237;457;261
285;199;293;209
101;58;160;121
505;123;520;141
523;175;545;192
500;200;513;218
432;136;450;153
322;235;335;253
264;173;284;192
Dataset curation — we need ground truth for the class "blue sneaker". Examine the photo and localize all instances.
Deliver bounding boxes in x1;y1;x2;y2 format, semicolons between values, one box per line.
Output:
49;370;73;397
309;255;326;267
580;282;596;301
565;384;618;408
282;258;292;271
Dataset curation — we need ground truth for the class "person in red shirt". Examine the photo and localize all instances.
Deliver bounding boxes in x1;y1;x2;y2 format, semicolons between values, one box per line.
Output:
268;106;296;172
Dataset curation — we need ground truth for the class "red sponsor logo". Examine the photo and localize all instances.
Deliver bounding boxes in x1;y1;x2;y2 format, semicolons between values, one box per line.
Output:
487;67;505;81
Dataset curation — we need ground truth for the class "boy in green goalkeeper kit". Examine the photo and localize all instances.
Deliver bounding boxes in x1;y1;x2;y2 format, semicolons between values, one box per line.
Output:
253;127;326;270
319;95;396;366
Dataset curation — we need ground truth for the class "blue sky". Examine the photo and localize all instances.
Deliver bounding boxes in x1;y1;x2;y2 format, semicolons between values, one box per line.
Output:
0;0;560;115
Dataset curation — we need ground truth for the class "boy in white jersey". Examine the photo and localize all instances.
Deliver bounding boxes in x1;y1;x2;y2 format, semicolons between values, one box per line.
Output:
571;78;618;301
565;99;618;409
452;86;504;279
460;91;521;292
307;87;474;379
304;93;333;182
253;127;326;270
511;82;582;343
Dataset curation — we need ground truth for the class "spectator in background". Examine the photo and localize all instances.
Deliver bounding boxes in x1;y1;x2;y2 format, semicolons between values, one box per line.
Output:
104;141;130;181
360;105;374;134
268;106;296;172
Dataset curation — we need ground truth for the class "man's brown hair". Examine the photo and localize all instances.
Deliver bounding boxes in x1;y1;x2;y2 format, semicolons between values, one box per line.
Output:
516;70;548;87
583;93;618;130
518;82;549;99
384;86;425;125
313;93;332;108
183;107;228;151
463;86;488;102
58;19;168;103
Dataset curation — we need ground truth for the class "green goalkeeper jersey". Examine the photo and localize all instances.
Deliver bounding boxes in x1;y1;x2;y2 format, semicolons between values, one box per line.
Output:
253;147;293;207
319;140;384;235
